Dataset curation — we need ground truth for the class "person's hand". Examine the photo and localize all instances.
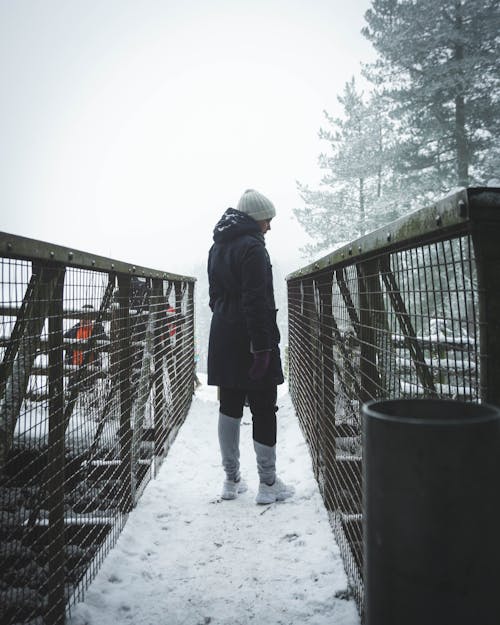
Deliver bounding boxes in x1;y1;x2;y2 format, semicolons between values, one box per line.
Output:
248;351;271;380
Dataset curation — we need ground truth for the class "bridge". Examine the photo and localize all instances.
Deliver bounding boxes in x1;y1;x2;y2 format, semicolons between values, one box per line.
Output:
1;187;499;624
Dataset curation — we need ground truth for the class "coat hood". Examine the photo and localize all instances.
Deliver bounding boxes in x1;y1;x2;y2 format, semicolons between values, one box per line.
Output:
213;208;264;244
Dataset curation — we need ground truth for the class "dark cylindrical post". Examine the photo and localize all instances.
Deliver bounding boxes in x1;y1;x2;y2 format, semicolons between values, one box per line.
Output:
363;398;500;625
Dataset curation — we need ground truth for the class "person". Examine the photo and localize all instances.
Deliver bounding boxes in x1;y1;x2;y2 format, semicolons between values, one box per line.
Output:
64;304;108;367
207;188;294;504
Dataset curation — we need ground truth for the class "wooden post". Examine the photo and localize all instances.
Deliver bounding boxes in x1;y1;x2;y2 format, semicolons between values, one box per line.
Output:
117;274;133;512
357;260;382;404
187;280;195;398
469;189;500;406
151;278;167;463
317;273;336;511
46;266;66;625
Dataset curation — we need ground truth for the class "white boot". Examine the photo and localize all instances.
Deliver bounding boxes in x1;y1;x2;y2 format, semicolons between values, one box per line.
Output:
218;412;241;480
253;440;276;485
221;478;248;500
256;477;295;505
219;413;246;499
253;440;294;504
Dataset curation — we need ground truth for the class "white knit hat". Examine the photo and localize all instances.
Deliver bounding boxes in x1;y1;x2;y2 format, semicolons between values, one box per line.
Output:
236;189;276;221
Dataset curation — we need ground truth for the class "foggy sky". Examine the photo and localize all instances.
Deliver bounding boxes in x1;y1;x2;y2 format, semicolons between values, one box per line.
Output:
1;0;373;277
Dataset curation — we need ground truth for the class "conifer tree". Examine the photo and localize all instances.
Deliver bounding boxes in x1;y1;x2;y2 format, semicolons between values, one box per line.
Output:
294;79;397;255
362;0;500;188
294;1;499;258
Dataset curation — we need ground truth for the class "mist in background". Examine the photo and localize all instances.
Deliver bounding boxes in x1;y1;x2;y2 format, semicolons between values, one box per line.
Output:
1;0;372;276
1;1;374;372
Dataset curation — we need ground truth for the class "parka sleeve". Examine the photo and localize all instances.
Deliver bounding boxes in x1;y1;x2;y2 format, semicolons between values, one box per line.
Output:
240;242;271;352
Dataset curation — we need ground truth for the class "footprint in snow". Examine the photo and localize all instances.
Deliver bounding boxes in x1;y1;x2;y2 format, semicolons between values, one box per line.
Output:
108;574;122;583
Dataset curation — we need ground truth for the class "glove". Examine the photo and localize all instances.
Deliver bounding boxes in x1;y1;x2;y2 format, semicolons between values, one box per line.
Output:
248;350;271;381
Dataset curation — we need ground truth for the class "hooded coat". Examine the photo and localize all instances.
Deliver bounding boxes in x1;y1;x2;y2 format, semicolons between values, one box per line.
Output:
207;208;284;389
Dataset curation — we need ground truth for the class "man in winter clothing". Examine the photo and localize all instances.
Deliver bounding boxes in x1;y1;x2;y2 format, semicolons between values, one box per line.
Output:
64;304;108;367
207;189;294;504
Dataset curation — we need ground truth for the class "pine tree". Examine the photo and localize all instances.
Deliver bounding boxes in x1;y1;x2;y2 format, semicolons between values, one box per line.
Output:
362;0;500;188
294;1;499;258
294;79;400;255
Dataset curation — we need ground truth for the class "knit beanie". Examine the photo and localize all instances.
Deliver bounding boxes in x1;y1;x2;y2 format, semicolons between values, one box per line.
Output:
236;189;276;221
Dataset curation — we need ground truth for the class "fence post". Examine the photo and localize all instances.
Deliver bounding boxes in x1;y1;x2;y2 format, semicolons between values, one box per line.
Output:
316;273;336;510
151;278;166;463
187;280;195;399
46;266;66;625
357;260;382;404
168;281;181;422
286;280;301;399
117;274;133;512
469;189;500;405
302;278;321;474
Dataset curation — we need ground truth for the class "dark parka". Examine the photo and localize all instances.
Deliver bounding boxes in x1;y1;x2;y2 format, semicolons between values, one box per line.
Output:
207;208;284;390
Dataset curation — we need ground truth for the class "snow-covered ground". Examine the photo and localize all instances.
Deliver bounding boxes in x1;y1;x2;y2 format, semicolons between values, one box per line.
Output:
68;377;360;625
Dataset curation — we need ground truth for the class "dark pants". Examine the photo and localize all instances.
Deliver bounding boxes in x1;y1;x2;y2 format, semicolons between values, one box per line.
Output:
219;386;277;447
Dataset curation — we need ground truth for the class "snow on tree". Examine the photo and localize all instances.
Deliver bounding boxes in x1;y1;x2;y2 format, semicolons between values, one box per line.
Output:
294;0;499;257
362;0;500;189
294;79;402;255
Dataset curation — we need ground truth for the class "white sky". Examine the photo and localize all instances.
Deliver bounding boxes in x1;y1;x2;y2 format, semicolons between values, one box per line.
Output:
1;0;373;276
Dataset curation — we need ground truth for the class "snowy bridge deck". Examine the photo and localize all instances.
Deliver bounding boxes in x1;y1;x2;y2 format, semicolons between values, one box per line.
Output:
68;380;360;625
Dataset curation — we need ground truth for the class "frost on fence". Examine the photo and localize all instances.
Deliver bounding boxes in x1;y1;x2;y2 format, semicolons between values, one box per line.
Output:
0;250;195;625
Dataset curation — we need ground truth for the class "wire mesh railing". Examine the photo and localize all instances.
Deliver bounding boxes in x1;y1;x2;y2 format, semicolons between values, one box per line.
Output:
0;232;195;625
286;187;500;615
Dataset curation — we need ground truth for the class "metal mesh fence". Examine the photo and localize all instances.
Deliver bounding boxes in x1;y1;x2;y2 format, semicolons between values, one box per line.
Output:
0;233;195;625
286;188;500;615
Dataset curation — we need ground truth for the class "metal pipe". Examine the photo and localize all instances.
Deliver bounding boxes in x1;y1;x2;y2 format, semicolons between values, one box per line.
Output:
363;398;500;625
